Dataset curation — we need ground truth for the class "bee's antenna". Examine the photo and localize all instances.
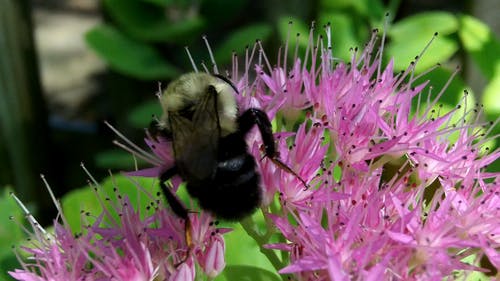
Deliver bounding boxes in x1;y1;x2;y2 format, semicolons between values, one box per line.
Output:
155;82;162;99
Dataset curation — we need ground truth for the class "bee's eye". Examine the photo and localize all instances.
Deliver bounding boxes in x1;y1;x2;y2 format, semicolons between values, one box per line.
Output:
179;104;195;120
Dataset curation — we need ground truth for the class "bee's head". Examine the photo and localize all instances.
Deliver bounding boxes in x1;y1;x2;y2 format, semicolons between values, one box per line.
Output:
160;72;238;135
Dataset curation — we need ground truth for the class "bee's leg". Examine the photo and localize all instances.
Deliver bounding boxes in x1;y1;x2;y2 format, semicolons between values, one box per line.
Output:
238;108;309;189
159;167;193;259
160;167;188;219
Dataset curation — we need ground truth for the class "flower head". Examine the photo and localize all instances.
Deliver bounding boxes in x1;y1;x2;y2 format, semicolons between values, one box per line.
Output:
9;171;227;281
111;22;498;279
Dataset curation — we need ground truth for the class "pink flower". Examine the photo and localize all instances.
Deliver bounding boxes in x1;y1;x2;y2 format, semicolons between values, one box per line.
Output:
200;236;226;278
9;173;227;281
119;24;498;279
248;25;498;279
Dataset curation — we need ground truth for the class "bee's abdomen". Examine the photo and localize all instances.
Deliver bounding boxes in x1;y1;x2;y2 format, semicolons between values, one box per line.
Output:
188;151;262;221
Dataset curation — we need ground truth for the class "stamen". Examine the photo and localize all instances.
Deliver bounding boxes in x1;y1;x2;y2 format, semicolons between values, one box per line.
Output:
283;20;293;72
294;32;300;62
203;35;219;74
232;51;238;82
244;43;258;92
302;21;316;73
81;162;101;188
420;66;460;120
40;174;69;227
325;22;332;52
104;121;162;166
200;60;210;73
184;46;199;73
112;140;162;166
10;192;48;236
377;13;391;79
257;40;273;75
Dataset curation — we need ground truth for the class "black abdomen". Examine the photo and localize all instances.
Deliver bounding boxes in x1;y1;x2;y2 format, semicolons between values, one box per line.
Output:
186;134;262;221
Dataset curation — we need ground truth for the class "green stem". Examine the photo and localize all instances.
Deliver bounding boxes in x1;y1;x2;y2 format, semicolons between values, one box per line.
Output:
239;216;285;272
0;0;52;223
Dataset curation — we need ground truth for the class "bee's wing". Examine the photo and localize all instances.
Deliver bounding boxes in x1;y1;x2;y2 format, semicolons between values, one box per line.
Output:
169;86;220;182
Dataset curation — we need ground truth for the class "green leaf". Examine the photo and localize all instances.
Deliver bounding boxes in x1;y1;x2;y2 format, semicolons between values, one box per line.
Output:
0;188;24;253
216;265;281;281
0;253;19;281
214;23;273;65
319;0;384;24
94;149;144;169
459;16;500;172
350;0;386;21
389;12;459;42
416;67;469;104
318;12;363;61
387;13;460;72
277;17;310;60
104;0;205;43
458;15;500;80
85;24;179;80
61;174;194;233
0;187;24;280
483;64;500;113
61;175;158;232
386;36;458;73
127;99;163;129
221;216;276;273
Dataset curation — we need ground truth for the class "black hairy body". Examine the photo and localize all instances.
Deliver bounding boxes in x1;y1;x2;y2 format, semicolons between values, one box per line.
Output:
186;122;261;220
153;73;306;232
156;107;274;221
153;73;278;223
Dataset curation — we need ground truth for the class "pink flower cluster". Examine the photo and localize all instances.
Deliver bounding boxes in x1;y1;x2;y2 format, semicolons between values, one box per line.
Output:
10;23;499;280
10;174;227;280
125;25;499;279
247;28;500;279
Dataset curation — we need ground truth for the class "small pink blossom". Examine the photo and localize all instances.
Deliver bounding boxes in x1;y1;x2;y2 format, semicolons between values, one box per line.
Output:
200;236;226;278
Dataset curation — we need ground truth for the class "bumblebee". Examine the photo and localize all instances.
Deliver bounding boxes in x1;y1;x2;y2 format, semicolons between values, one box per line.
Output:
150;73;306;240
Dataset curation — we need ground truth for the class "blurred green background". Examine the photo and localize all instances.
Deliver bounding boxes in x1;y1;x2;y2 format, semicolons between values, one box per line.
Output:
1;0;499;279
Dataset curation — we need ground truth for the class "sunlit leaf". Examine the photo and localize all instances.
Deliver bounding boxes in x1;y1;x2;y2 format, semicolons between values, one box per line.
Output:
387;36;458;73
389;12;458;42
483;65;500;113
215;265;280;281
458;15;500;80
0;188;24;252
412;67;469;105
61;175;157;232
458;15;500;159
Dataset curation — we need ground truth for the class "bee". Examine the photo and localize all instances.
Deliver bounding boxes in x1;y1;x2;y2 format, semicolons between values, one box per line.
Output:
150;72;306;245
